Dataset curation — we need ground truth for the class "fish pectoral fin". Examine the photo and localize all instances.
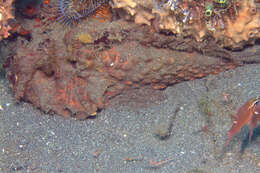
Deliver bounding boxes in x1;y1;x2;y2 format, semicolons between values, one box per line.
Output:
229;113;237;120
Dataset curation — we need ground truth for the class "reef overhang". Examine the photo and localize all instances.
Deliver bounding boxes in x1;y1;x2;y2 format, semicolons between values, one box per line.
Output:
111;0;260;49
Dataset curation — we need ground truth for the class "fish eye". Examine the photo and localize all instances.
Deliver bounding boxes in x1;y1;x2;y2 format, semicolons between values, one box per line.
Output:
255;96;260;104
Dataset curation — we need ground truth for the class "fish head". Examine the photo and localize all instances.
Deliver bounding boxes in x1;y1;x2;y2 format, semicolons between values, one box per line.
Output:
253;97;260;115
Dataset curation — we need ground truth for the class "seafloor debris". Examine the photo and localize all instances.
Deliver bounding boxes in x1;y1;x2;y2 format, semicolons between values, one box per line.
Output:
0;0;15;41
111;0;260;49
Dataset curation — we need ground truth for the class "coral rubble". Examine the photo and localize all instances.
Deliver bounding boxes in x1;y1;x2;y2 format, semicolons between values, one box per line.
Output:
0;0;14;41
111;0;260;49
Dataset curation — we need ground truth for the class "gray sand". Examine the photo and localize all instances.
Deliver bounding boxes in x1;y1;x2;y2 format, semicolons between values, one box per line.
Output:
0;64;260;173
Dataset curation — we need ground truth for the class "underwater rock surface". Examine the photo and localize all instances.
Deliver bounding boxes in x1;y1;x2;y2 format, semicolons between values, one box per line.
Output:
0;0;15;41
111;0;260;49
